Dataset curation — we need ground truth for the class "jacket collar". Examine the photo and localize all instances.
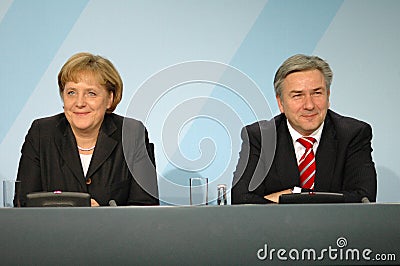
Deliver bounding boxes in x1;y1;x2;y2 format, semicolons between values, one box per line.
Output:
273;110;338;190
55;115;85;187
274;114;299;188
314;110;338;190
86;114;118;178
55;114;118;183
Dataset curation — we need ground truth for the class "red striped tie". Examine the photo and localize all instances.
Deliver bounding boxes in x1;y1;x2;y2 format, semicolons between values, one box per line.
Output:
297;137;316;189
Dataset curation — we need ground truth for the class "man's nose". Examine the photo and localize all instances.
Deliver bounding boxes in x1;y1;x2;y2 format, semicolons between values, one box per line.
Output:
303;94;315;110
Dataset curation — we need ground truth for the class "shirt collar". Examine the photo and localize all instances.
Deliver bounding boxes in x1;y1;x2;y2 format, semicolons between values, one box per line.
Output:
286;119;324;145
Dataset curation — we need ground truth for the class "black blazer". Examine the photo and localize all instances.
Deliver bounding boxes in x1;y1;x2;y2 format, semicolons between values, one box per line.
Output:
16;113;159;206
231;110;377;204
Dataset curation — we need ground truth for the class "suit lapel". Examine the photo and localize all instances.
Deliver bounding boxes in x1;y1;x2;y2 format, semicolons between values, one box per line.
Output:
315;114;337;190
55;117;86;187
86;116;118;178
274;118;299;187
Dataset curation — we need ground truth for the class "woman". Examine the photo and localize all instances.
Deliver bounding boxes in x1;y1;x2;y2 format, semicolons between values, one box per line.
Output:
16;52;159;206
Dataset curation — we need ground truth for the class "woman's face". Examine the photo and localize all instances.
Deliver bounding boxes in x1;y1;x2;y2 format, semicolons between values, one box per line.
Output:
62;72;113;136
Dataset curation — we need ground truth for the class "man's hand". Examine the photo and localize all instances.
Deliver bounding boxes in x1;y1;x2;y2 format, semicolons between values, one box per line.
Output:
264;189;292;203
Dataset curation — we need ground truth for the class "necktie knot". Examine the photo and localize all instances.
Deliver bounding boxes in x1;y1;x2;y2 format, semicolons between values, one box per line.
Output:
297;137;316;149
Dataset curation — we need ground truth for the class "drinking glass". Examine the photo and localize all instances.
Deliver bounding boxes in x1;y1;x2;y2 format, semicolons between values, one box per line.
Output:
189;177;208;205
3;180;21;207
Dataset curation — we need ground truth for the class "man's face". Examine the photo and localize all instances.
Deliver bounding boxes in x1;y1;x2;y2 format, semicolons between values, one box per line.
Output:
276;69;330;136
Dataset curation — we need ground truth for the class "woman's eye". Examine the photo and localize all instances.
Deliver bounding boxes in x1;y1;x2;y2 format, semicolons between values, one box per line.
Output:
66;90;75;96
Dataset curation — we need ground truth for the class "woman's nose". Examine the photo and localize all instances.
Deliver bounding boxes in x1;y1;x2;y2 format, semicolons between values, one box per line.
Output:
75;94;86;107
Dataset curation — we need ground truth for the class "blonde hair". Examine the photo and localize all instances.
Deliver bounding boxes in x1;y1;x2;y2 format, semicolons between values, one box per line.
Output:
58;52;123;113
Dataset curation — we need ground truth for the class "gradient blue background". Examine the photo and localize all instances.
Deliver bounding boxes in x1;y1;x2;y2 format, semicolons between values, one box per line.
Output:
1;0;399;205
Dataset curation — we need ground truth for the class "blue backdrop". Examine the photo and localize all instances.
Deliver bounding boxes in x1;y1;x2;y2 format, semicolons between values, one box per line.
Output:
1;0;399;205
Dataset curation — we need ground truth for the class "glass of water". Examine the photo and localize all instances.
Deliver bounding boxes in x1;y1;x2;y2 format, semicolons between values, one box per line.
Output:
3;180;21;207
189;177;208;206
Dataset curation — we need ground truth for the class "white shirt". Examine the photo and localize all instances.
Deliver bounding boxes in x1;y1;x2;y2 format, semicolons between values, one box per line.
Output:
286;120;324;164
79;153;92;177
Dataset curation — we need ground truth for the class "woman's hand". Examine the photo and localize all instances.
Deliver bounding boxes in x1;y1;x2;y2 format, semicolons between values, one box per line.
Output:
91;198;100;207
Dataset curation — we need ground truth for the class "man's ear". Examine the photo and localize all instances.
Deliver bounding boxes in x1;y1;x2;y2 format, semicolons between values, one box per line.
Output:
276;95;285;113
327;89;331;108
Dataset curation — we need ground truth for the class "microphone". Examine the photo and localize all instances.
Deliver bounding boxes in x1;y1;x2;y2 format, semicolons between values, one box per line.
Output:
361;197;370;203
109;199;117;206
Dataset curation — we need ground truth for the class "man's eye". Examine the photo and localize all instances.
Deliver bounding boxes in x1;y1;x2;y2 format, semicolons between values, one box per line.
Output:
88;91;96;96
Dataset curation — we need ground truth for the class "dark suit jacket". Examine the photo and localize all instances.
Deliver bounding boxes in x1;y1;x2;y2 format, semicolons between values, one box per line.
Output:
231;110;377;204
16;113;159;206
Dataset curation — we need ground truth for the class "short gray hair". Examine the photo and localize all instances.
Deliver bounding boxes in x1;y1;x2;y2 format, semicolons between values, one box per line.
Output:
273;54;333;97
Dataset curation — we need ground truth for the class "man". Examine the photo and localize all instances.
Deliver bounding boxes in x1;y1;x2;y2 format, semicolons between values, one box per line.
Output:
231;54;377;204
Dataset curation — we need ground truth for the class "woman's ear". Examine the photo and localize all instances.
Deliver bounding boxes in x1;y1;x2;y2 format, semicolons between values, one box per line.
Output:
107;91;114;110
